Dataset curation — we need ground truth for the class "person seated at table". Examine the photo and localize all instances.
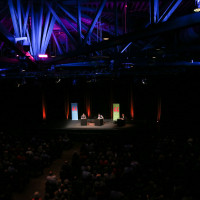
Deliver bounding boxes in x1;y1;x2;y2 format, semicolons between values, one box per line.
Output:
98;113;101;119
121;114;127;120
98;114;104;119
81;113;87;119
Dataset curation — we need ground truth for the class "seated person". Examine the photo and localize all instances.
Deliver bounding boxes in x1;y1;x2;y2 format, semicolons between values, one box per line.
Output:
121;114;127;120
81;113;87;119
98;114;104;119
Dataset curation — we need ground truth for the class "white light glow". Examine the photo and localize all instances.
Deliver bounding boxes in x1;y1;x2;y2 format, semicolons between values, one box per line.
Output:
38;54;48;58
194;8;200;12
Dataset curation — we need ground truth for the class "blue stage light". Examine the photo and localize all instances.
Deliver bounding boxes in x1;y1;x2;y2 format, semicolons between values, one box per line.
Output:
195;0;200;12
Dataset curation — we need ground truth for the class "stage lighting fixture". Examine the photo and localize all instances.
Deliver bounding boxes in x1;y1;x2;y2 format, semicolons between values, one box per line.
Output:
38;54;48;58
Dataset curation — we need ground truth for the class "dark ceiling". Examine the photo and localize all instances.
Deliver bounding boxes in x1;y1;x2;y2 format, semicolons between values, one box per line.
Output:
0;0;199;79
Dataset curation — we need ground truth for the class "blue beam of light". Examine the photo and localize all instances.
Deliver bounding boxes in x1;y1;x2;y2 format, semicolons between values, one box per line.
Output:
26;29;33;55
54;60;106;67
54;7;100;55
61;15;83;37
0;42;4;49
81;13;102;42
42;16;56;54
0;68;9;71
46;1;77;47
57;4;98;43
158;0;182;22
17;0;22;37
52;32;63;54
57;14;99;55
38;2;43;54
196;0;200;8
31;2;36;57
41;11;51;53
83;0;107;45
21;6;33;55
120;42;132;53
149;0;159;24
27;0;54;58
35;12;39;58
8;0;20;37
77;0;82;43
154;0;159;23
58;4;77;24
22;2;30;36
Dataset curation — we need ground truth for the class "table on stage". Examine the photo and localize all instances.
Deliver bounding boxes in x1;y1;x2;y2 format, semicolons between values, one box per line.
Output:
95;119;103;126
117;119;126;126
81;119;87;126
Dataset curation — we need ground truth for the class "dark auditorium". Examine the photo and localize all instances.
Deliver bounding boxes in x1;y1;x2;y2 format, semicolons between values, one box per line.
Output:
0;1;200;200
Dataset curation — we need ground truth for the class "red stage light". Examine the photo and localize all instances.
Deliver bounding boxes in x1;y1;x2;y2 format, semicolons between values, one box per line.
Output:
42;95;46;120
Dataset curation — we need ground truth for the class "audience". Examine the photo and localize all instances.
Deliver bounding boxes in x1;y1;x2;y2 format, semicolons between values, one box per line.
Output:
0;129;199;200
45;134;200;200
0;131;70;200
32;191;42;200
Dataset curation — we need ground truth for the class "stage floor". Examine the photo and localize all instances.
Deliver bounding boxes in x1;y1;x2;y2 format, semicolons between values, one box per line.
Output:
61;119;134;130
2;118;159;136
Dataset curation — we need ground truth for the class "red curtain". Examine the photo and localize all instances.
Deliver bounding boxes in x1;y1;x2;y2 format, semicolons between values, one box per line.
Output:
157;96;161;122
130;84;134;119
85;95;91;118
42;95;46;120
65;96;70;119
86;95;91;117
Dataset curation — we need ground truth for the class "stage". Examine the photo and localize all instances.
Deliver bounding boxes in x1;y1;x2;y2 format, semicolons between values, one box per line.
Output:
1;118;161;138
62;119;134;130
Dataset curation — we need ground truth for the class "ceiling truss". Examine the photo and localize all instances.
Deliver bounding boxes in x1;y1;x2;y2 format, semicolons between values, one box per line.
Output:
0;0;199;78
